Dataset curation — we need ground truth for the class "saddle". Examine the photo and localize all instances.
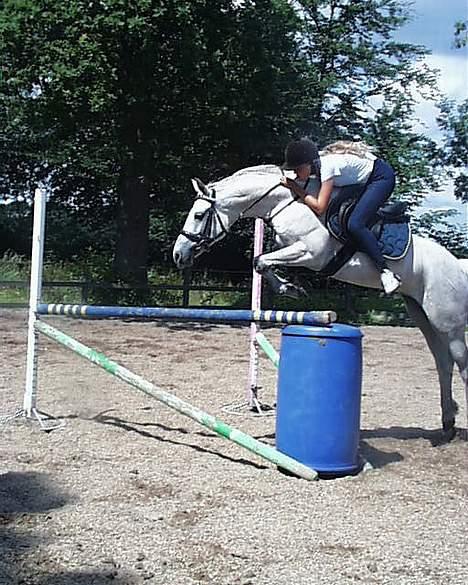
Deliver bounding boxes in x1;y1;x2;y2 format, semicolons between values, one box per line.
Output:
321;187;411;276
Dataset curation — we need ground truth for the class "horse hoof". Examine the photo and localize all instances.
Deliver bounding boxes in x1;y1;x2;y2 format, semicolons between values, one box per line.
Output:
278;284;301;299
443;418;456;433
441;425;457;443
253;256;264;273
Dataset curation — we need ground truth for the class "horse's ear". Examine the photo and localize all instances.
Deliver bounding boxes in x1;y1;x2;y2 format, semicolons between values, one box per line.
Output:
191;178;203;197
191;177;211;198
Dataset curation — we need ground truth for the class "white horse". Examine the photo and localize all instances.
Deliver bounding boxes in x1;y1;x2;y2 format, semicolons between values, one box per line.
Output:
173;165;468;438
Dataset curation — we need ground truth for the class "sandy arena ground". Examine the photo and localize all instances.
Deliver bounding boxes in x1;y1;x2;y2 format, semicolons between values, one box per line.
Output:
1;309;467;585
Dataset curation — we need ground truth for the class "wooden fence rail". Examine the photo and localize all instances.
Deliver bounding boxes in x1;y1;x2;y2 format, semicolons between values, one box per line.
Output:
0;271;252;308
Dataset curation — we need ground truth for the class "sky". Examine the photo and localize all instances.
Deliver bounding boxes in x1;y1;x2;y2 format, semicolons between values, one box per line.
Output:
394;0;467;228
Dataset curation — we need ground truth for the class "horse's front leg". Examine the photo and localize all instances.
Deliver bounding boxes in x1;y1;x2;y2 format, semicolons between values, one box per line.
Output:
254;242;311;298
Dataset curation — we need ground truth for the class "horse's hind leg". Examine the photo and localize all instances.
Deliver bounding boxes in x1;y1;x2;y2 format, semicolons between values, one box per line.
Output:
403;295;457;437
447;326;468;434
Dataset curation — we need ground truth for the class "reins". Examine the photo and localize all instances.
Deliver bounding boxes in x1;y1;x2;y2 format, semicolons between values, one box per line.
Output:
266;177;311;224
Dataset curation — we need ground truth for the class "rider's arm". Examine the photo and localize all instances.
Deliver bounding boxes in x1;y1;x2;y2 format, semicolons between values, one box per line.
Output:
303;179;334;215
280;177;307;199
281;176;334;216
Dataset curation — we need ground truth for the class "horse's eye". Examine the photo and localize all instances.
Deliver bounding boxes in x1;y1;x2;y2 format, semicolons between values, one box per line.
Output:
194;212;205;220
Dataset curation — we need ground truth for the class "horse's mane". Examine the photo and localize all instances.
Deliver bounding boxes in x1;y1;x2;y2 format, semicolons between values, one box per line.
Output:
233;164;281;177
208;165;281;188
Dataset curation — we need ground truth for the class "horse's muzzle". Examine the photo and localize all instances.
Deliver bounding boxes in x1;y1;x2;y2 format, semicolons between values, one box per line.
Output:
173;236;195;269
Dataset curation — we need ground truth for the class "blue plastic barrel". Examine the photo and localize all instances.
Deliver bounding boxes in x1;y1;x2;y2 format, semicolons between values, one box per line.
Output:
276;324;363;476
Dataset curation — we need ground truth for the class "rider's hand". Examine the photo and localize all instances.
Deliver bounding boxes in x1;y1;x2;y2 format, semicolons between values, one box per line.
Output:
280;176;306;201
280;176;296;190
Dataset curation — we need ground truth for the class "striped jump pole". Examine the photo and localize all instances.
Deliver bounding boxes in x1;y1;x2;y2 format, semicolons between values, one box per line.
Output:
37;304;336;326
35;320;318;481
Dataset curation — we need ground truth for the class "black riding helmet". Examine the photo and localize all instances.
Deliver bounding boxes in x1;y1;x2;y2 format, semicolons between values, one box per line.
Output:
282;138;320;170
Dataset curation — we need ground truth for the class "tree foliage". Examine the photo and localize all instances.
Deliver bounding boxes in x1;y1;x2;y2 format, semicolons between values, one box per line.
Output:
413;209;467;258
437;99;468;203
291;0;439;209
0;0;456;280
436;20;467;204
1;0;311;279
454;20;467;48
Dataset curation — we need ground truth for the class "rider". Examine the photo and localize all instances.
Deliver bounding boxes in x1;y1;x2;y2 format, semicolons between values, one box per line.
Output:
280;138;401;294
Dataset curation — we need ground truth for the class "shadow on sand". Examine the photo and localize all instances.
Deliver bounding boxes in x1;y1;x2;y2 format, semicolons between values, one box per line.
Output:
359;424;463;469
87;410;268;472
0;471;137;584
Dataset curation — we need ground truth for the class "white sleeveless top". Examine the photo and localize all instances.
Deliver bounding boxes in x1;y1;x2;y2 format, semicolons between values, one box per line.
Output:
319;152;376;186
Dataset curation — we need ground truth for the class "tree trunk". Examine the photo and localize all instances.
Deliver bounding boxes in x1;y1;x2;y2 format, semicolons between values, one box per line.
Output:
113;170;150;286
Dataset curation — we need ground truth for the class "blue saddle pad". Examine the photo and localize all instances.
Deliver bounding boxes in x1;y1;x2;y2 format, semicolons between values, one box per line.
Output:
378;222;411;260
326;192;411;261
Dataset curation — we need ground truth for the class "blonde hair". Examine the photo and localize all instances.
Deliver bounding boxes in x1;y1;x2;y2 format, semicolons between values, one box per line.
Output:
322;140;376;158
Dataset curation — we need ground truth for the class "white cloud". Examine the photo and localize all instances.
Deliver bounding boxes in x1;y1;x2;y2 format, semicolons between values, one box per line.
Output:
414;53;467;229
367;53;466;137
417;180;467;229
426;53;467;102
390;5;467;229
405;53;467;140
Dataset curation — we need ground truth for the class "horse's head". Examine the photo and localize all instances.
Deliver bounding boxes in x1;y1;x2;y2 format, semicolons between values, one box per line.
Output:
173;177;236;269
173;165;308;269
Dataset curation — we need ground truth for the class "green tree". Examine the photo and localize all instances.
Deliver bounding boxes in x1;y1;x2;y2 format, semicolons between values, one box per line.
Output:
368;99;441;209
0;0;449;276
437;99;468;203
0;0;307;281
415;209;467;258
454;20;467;48
288;0;441;210
412;19;467;255
438;20;467;203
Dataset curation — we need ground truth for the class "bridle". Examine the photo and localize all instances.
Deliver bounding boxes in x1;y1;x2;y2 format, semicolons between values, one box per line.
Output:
180;169;307;255
180;189;230;256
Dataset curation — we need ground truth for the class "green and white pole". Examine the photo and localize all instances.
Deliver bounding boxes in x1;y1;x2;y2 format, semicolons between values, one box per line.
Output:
35;320;318;481
255;332;280;368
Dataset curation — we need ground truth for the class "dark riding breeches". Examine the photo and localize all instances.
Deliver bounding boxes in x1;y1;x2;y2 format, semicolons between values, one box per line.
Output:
347;159;396;272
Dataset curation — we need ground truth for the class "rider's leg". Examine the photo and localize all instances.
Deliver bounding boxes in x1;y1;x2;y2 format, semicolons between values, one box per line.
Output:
347;160;400;294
